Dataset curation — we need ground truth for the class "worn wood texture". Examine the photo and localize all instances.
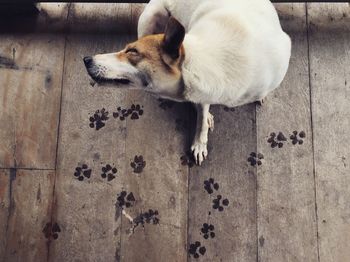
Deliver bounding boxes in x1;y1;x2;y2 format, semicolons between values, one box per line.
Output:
120;91;189;262
188;104;257;262
256;4;318;262
0;169;54;262
49;31;133;261
0;34;65;169
308;3;350;262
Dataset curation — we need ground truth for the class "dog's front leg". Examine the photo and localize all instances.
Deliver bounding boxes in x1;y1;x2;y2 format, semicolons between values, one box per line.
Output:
191;104;214;165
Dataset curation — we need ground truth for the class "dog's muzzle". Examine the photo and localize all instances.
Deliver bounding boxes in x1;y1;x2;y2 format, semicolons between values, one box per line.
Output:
83;56;131;85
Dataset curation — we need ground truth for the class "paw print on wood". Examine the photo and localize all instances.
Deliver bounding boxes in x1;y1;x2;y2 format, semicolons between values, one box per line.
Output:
43;222;61;240
74;164;92;181
267;132;287;148
247;152;264;166
131;155;146;173
116;191;135;208
89;108;109;130
180;151;195;168
203;178;219;194
113;104;144;121
133;209;160;227
212;195;229;212
101;164;117;181
290;130;306;145
189;241;206;259
201;223;215;239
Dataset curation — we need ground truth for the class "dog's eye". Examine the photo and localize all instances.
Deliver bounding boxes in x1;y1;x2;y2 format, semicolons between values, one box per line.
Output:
126;48;139;55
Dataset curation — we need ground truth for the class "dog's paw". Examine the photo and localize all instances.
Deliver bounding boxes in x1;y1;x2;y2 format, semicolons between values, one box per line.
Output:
191;141;208;166
207;113;214;131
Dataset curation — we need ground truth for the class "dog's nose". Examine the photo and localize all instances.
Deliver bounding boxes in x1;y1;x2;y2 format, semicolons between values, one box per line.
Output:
83;56;93;67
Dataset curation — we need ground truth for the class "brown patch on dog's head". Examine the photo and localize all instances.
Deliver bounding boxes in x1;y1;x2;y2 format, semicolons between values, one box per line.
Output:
84;17;186;100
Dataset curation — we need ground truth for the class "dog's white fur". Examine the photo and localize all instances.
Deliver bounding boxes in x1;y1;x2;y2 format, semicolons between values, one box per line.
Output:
138;0;291;164
87;0;291;165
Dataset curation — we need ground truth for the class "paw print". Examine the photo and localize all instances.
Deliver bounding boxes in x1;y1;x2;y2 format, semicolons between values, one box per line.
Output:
189;241;206;258
89;108;109;130
180;151;195;168
116;191;135;208
113;104;143;121
130;155;146;173
247;152;264;166
201;223;215;239
74;164;92;181
158;98;175;110
290;130;305;145
267;132;287;148
113;107;129;121
101;164;117;181
43;222;61;240
133;209;160;227
223;106;235;112
212;195;229;212
129;104;144;120
203;178;219;194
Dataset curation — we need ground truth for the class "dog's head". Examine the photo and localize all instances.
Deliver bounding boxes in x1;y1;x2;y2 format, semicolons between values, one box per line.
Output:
84;17;185;99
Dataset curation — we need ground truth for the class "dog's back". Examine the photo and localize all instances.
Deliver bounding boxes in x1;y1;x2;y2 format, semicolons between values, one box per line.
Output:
164;0;291;106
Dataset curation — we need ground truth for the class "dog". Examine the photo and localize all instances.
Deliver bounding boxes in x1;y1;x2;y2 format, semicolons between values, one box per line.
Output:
84;0;291;165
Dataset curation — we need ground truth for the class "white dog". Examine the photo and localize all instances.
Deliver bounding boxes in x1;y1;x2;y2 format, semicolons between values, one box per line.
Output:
84;0;291;165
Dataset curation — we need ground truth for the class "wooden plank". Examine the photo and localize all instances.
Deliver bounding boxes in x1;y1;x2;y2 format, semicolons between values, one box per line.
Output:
120;92;190;261
0;170;10;259
256;4;318;262
188;104;257;261
0;169;54;262
49;31;134;261
308;3;350;262
0;33;66;169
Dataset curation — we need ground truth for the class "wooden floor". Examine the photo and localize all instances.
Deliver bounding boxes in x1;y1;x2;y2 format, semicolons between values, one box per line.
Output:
0;3;349;262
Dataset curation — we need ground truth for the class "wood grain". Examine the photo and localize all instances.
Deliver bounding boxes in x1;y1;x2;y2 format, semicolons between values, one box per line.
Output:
49;32;133;262
188;104;257;262
0;34;65;169
308;3;350;262
0;169;54;262
256;4;318;262
120;91;190;262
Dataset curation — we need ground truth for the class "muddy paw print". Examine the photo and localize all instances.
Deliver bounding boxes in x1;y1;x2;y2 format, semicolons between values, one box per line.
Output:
180;151;195;168
129;104;144;120
101;164;117;181
267;132;287;148
158;98;175;110
74;164;92;181
189;241;206;259
290;130;305;145
131;155;146;173
212;195;229;212
201;223;215;239
247;152;264;166
203;178;219;194
116;191;135;208
43;222;61;240
133;209;160;227
89;108;109;130
113;107;129;121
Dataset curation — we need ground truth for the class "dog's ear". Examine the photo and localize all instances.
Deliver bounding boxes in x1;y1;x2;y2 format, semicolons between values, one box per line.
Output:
162;17;185;59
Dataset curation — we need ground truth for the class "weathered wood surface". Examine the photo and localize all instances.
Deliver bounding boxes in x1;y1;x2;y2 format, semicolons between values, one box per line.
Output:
0;33;66;169
256;4;319;262
49;31;133;261
120;92;189;262
0;169;54;262
308;3;350;262
188;104;257;262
